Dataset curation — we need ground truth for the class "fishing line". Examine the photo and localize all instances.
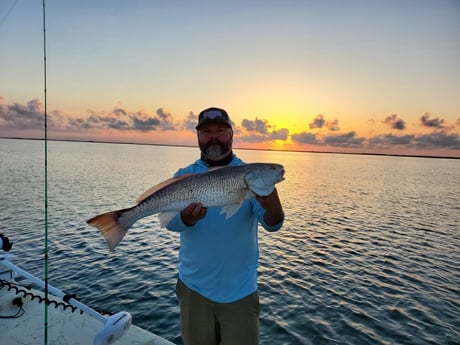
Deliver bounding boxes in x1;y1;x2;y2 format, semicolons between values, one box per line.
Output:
42;0;49;343
0;0;18;29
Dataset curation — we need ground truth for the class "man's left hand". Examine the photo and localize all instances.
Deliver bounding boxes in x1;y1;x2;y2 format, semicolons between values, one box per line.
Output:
256;188;284;226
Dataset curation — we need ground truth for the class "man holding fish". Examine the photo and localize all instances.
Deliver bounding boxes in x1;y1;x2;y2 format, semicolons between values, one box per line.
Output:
166;107;284;345
88;107;285;345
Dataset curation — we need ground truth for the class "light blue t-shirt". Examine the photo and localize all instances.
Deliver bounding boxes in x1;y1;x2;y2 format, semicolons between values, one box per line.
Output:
166;155;283;303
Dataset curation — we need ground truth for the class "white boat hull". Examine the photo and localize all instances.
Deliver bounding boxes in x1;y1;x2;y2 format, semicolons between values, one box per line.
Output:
0;281;175;345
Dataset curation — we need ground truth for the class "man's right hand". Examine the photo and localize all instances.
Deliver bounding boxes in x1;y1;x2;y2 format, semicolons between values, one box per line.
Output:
181;202;207;226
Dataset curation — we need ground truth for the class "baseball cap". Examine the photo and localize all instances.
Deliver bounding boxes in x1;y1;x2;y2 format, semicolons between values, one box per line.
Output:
196;107;232;130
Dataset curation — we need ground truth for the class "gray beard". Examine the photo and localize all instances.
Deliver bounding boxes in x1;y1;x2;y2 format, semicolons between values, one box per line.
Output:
200;141;231;161
205;144;226;160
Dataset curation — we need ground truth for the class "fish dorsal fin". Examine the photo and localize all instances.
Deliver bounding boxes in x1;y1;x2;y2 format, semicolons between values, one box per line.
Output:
208;166;226;171
136;174;194;204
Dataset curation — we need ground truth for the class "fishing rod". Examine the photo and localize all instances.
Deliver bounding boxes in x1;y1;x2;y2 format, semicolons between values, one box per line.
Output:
0;234;132;345
37;1;132;344
42;1;50;342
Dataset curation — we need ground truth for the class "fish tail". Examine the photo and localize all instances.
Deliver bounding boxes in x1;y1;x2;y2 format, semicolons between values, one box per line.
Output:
87;208;133;251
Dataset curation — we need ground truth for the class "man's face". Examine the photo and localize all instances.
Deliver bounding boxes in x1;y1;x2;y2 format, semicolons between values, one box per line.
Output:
197;123;233;161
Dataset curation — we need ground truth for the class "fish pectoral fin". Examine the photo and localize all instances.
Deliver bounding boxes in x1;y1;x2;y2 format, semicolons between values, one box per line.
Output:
158;211;178;228
221;189;255;219
242;189;256;201
221;204;242;219
228;188;255;202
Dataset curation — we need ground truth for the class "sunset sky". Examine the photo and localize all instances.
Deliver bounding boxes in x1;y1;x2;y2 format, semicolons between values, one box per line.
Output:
1;0;459;157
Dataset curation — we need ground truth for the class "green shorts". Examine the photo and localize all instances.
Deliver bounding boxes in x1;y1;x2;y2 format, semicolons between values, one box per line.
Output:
176;279;260;345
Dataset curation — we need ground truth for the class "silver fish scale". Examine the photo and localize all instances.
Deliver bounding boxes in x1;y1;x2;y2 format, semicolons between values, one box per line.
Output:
151;168;247;208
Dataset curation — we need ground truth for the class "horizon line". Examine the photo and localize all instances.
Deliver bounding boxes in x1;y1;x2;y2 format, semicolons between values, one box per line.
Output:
2;136;459;160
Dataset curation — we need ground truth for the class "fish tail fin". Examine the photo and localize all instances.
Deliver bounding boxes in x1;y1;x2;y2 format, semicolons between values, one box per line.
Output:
87;208;133;251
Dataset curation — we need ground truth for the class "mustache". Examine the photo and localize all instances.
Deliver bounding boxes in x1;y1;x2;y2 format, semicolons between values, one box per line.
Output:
202;138;227;150
206;139;224;147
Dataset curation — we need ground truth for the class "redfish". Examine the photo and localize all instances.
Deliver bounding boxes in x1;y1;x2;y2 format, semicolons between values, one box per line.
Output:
87;163;285;251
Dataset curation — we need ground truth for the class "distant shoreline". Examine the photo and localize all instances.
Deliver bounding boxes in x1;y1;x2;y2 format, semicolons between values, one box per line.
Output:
1;136;459;160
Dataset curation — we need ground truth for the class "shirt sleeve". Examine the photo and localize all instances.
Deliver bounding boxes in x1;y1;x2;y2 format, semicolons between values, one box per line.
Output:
166;211;195;233
252;199;284;232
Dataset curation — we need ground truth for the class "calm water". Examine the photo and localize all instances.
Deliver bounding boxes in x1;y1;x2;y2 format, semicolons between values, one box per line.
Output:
0;139;459;345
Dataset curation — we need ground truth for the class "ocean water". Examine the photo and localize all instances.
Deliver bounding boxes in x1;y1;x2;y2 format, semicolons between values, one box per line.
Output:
0;138;459;345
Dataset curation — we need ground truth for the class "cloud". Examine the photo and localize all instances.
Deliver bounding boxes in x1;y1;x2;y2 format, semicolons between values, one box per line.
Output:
415;132;460;149
123;108;176;131
0;99;46;129
113;108;127;117
369;134;415;146
241;118;269;134
309;114;340;131
130;113;161;131
0;99;181;133
383;114;406;130
291;131;365;147
291;132;318;145
326;119;340;131
270;128;289;141
309;114;325;129
154;108;175;130
322;131;365;147
420;113;445;129
239;117;289;143
183;112;198;131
